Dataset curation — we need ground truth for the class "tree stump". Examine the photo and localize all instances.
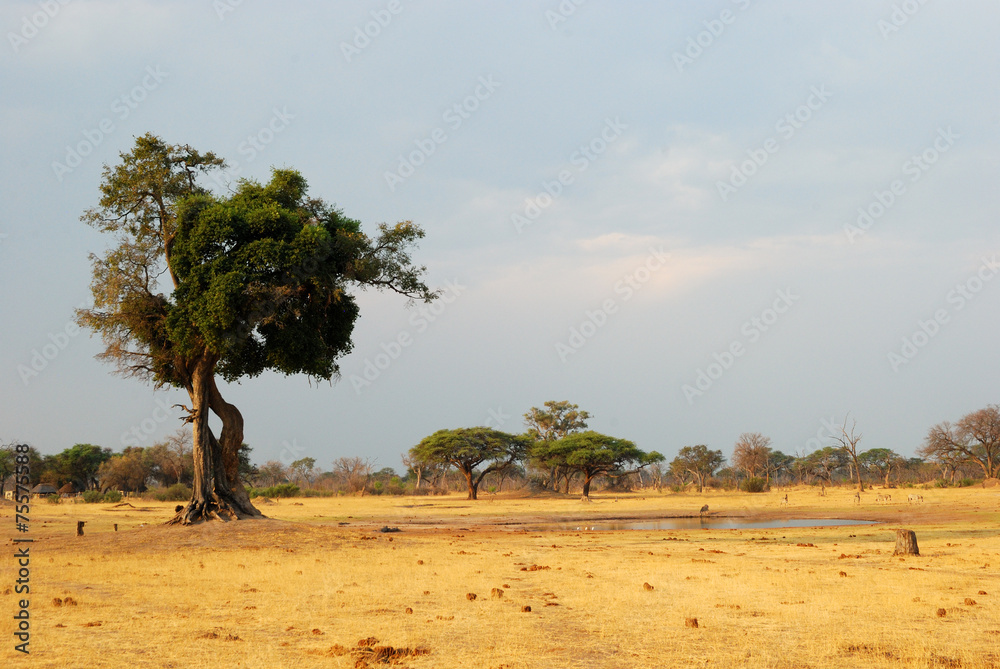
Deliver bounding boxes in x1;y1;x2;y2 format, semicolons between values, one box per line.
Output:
76;521;85;537
893;529;919;556
114;524;118;532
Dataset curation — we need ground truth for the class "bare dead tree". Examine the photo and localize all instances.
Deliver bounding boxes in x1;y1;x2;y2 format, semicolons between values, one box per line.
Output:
830;416;865;492
332;456;376;495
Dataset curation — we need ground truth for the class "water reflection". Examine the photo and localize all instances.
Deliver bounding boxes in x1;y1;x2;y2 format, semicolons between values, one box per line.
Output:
538;518;878;531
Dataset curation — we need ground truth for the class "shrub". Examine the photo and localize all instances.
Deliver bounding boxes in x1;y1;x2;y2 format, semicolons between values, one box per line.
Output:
300;488;333;498
934;479;950;488
740;478;768;493
45;494;61;504
249;483;300;498
82;490;104;503
154;483;191;502
103;490;123;503
958;477;977;488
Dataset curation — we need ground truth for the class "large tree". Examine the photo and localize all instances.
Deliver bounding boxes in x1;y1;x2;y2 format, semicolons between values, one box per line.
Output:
919;406;1000;480
669;444;725;493
524;401;590;491
538;431;660;498
410;427;530;500
829;417;865;492
77;134;435;523
858;448;903;487
732;432;771;479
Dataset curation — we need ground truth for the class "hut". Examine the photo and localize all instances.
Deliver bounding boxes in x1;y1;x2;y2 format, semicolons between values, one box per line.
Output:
30;483;58;498
58;482;76;496
2;475;16;500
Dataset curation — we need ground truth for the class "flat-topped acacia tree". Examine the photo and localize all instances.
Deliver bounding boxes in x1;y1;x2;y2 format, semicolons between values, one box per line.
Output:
77;134;435;524
410;428;530;500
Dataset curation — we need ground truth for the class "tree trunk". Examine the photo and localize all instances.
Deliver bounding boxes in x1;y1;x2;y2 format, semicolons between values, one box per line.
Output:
169;356;262;525
893;529;919;556
462;468;477;500
582;475;593;498
207;377;260;518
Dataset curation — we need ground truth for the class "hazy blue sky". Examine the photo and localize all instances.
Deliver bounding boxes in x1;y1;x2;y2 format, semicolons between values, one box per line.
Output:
2;1;998;472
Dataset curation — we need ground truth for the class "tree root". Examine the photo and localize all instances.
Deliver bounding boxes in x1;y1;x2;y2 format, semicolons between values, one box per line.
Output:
167;492;264;526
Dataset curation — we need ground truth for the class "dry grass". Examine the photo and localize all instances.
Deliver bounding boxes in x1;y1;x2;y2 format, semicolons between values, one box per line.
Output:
2;485;998;668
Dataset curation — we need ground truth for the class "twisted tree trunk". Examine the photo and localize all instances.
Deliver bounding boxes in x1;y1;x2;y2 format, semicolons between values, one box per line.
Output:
169;356;262;524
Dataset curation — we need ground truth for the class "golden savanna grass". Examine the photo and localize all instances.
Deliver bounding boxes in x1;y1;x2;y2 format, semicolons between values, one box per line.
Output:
2;485;999;668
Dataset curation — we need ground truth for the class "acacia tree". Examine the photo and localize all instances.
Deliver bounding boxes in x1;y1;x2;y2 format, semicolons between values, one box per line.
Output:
670;444;725;493
77;135;435;524
764;450;794;486
858;448;903;487
803;446;848;486
410;427;530;500
732;432;771;480
524;401;590;491
919;406;1000;480
538;431;661;498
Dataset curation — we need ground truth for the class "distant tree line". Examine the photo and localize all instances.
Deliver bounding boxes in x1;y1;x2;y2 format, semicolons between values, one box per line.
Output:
2;404;995;500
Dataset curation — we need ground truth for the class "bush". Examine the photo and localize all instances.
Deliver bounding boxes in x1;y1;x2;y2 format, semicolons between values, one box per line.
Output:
154;483;191;502
958;477;978;488
740;478;768;493
249;483;300;498
103;490;123;503
82;490;104;503
934;479;950;488
45;494;60;504
300;488;333;498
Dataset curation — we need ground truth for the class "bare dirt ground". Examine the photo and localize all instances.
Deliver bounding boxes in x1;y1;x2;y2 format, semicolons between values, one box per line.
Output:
2;485;998;668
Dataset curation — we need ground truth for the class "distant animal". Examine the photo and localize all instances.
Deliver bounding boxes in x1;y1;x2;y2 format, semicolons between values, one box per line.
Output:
780;494;788;506
876;493;885;503
853;492;860;504
699;504;709;516
908;494;923;503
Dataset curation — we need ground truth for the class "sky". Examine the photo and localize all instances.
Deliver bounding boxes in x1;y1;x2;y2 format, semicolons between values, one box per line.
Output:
1;1;998;473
